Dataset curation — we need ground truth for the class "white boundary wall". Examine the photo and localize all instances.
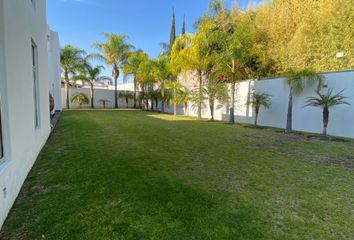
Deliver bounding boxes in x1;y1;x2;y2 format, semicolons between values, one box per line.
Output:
61;71;354;139
61;87;135;109
172;70;354;139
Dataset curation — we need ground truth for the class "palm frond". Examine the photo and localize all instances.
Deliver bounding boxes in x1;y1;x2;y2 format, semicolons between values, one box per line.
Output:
305;88;351;108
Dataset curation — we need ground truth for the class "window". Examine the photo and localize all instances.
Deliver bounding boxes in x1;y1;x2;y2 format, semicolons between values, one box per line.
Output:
0;101;4;161
32;41;40;129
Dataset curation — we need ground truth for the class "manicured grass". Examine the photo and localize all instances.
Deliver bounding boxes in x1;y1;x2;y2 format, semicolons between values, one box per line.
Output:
1;110;354;239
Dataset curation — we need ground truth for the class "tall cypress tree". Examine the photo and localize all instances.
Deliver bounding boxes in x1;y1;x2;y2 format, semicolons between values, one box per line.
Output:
169;8;176;50
182;15;186;35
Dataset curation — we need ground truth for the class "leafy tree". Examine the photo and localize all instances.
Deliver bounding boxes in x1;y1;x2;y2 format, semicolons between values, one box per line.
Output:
170;8;176;51
98;99;110;109
305;88;350;136
71;93;89;108
285;69;324;133
248;91;272;126
74;63;111;108
92;33;133;108
123;50;148;108
255;0;354;72
60;45;86;109
182;15;186;35
194;3;274;124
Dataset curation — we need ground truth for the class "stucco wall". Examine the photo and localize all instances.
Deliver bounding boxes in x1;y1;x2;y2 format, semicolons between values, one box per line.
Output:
61;87;136;109
0;0;52;228
47;28;61;112
62;71;354;138
174;70;354;139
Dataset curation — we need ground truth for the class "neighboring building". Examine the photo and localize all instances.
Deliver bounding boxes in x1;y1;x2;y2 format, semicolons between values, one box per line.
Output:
0;0;61;228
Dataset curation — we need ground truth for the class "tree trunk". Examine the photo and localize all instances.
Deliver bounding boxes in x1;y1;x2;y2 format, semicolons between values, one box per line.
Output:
254;108;259;126
197;70;202;119
184;102;188;114
114;75;118;108
90;83;94;109
103;102;106;109
174;103;177;115
209;98;214;121
113;66;119;109
285;85;294;133
126;98;129;108
160;82;165;113
229;83;235;124
145;100;149;111
161;101;165;113
64;71;70;109
151;100;154;111
133;76;137;108
323;107;329;136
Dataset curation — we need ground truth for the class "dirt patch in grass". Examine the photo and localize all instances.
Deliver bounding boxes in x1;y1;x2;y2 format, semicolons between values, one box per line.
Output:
311;154;354;169
306;135;349;142
243;125;268;130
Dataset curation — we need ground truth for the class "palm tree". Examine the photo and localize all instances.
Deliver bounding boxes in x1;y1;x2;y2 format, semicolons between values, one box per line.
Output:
138;91;149;111
161;89;172;112
92;33;133;108
205;79;229;121
74;64;111;109
71;93;89;108
170;33;213;120
99;99;110;109
118;91;134;108
248;91;272;126
179;86;190;114
123;50;148;108
60;45;86;109
163;81;185;115
285;69;324;133
190;88;207;118
151;56;172;113
305;88;350;136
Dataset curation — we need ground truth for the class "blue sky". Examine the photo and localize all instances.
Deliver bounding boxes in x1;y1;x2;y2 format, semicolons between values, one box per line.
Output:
47;0;260;82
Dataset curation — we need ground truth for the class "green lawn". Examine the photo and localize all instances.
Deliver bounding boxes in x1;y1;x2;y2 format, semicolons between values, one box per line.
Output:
1;110;354;240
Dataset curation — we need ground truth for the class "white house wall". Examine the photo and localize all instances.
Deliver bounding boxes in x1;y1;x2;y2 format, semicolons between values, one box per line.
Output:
0;0;54;228
47;28;61;112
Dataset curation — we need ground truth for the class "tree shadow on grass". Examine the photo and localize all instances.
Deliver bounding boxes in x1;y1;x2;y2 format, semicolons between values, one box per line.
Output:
104;172;267;239
1;162;268;240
